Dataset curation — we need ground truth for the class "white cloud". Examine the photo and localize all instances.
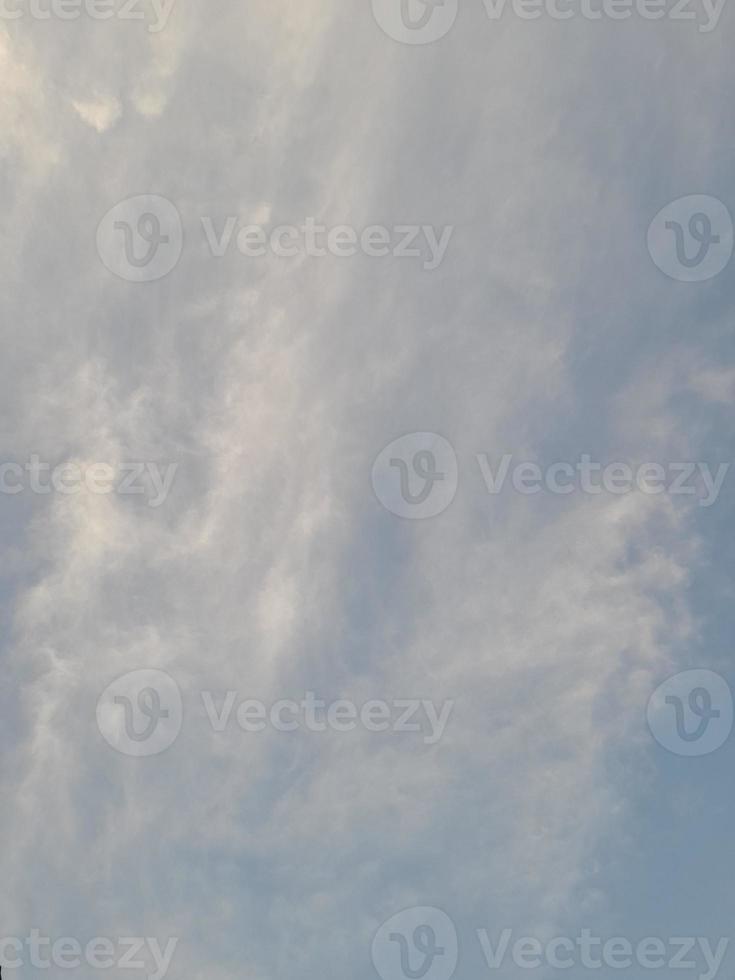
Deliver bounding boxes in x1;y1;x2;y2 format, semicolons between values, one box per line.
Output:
0;4;732;979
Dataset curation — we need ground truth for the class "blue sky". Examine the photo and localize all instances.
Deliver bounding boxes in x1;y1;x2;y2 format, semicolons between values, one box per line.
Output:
1;2;734;979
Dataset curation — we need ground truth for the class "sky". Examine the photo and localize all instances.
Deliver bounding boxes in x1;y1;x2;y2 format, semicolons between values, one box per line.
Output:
1;1;734;980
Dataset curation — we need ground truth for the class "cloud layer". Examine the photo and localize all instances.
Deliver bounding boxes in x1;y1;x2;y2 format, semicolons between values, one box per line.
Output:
1;2;734;979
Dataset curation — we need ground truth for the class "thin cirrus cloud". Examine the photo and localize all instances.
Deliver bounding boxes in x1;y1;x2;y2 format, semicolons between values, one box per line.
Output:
0;2;734;980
